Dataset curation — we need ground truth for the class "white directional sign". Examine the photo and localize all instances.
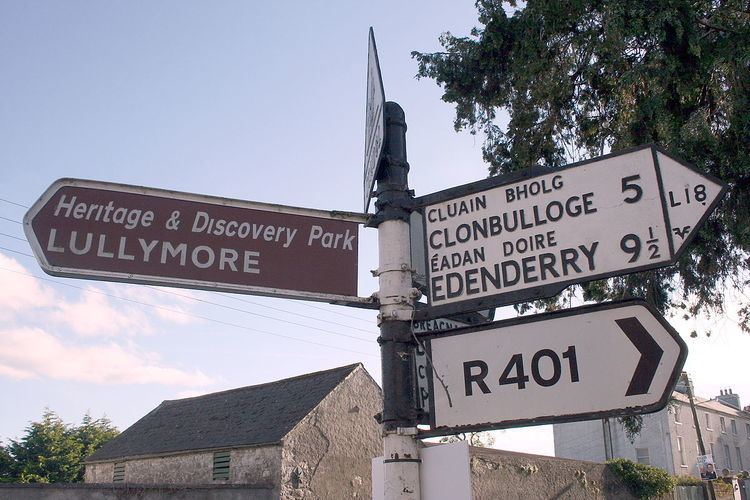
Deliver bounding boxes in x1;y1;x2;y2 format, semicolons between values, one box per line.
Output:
418;300;687;436
363;27;386;212
416;145;726;318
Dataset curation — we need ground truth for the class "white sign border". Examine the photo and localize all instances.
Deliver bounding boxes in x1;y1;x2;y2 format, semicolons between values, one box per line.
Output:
417;299;688;438
23;178;376;308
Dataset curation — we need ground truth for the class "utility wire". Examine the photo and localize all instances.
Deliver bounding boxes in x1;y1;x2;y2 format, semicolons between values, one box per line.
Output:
216;292;375;334
0;232;27;243
0;264;377;358
0;219;378;337
296;301;375;324
142;286;372;341
0;246;33;259
0;205;378;335
0;198;29;209
0;216;22;225
0;237;375;338
0;245;371;343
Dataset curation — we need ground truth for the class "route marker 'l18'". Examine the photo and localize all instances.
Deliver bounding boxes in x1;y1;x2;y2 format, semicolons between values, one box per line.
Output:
416;145;726;319
418;300;687;437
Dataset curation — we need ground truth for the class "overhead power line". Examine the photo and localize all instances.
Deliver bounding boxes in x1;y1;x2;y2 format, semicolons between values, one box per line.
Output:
0;244;371;343
0;215;22;225
0;198;29;209
0;218;378;337
0;232;27;243
0;263;377;358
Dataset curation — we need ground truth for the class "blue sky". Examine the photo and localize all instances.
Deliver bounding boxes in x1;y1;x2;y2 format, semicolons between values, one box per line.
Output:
1;1;748;458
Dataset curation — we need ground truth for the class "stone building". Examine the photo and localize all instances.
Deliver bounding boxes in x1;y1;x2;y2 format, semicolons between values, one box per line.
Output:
553;387;750;477
85;363;382;498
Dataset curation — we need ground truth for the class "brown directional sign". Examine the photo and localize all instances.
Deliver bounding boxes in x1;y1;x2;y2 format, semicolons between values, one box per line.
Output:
417;300;687;437
24;178;369;304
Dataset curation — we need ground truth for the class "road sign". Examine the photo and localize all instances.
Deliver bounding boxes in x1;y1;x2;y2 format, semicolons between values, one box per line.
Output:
418;300;687;437
413;316;471;418
363;27;386;212
24;178;371;305
415;145;727;319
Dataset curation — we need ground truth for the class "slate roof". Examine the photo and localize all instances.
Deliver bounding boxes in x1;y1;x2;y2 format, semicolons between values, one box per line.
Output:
87;363;363;462
673;392;750;418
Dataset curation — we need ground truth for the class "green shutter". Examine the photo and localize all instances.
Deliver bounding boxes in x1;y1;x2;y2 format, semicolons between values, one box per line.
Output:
212;451;231;481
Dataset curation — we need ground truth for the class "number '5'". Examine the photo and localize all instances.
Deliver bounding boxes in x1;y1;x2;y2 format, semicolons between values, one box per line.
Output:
622;175;643;203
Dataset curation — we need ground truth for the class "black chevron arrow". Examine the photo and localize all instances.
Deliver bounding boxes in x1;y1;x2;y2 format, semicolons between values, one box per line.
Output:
616;317;664;396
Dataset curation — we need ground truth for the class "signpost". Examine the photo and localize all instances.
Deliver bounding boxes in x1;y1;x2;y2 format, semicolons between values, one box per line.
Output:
20;29;732;500
24;178;371;305
417;300;687;436
363;27;386;212
416;145;727;319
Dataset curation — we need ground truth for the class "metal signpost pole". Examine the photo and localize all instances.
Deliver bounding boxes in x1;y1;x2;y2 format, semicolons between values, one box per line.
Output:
372;102;421;499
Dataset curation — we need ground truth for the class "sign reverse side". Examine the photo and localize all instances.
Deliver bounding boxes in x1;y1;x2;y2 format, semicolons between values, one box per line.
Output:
363;27;386;212
417;145;726;318
419;300;687;437
25;178;369;304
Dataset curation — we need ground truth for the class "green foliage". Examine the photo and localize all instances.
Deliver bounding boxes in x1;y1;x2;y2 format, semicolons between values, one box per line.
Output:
73;413;119;482
713;479;734;496
413;0;750;329
4;410;118;483
0;443;12;483
607;458;675;499
618;415;644;443
674;474;702;486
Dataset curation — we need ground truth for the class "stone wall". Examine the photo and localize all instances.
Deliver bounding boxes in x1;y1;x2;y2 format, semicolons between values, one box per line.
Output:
0;483;273;500
85;445;281;491
280;366;382;499
469;447;639;500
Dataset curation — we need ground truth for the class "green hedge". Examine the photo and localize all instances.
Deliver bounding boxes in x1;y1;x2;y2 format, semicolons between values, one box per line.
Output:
607;458;675;499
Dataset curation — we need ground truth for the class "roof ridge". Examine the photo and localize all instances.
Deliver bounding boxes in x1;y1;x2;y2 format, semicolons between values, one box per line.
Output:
163;363;362;404
87;363;373;462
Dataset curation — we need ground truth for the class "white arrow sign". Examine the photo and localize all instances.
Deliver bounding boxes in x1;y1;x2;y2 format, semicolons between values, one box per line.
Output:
416;145;726;318
419;300;687;436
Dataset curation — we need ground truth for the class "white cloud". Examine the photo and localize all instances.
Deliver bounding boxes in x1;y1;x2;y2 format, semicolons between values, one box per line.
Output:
0;327;213;387
0;253;198;336
50;287;155;337
108;285;198;325
0;254;57;317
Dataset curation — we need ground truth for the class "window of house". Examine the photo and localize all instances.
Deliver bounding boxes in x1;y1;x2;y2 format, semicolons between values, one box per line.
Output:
720;416;726;433
737;447;744;470
213;451;231;481
113;462;125;482
677;437;686;466
636;448;650;465
710;443;716;460
724;444;733;470
674;406;682;423
746;422;750;438
705;413;712;430
731;419;737;434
